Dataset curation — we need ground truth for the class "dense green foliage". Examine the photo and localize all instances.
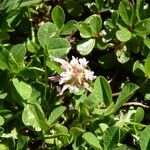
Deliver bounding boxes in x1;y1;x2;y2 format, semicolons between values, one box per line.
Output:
0;0;150;149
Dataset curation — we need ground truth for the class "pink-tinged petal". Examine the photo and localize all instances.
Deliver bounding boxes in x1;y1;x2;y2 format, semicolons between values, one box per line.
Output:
79;58;88;68
83;82;92;91
84;69;96;80
59;78;67;85
54;58;71;71
83;82;89;89
59;72;72;84
60;72;72;80
59;84;69;95
70;56;79;67
49;76;60;82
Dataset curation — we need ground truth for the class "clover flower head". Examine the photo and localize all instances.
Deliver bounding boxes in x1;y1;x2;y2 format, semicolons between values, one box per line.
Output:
49;56;96;95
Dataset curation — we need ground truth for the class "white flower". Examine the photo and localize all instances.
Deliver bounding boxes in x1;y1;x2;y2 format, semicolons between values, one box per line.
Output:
49;56;96;95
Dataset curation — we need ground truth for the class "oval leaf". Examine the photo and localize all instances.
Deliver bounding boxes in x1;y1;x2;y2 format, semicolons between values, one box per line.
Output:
134;19;150;35
115;83;139;111
140;126;150;150
116;45;130;64
144;39;150;49
12;78;32;100
92;76;112;107
61;20;77;35
37;22;59;48
89;15;102;35
52;5;65;29
116;28;131;42
22;103;49;132
134;107;144;123
133;60;145;77
104;126;119;150
145;55;150;78
0;116;4;126
8;44;26;73
47;38;71;57
77;22;92;38
118;0;134;25
136;0;144;20
0;46;9;70
82;132;102;150
48;106;66;126
77;39;95;56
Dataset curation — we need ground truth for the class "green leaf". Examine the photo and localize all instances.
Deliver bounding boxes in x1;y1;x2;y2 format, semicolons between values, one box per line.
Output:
0;92;7;99
77;39;95;56
95;0;104;10
26;40;40;53
115;83;139;111
134;107;144;123
0;47;9;70
112;11;119;26
0;127;4;136
10;44;25;65
47;38;71;57
61;20;77;35
52;5;65;29
55;124;69;145
77;22;92;38
12;78;32;100
16;136;28;150
0;143;9;150
140;126;150;150
22;103;49;132
48;106;66;126
144;39;150;49
104;126;119;150
136;0;144;20
116;28;131;42
46;59;62;74
96;39;108;50
0;30;10;43
89;15;102;35
145;55;150;78
133;60;145;77
116;45;130;64
37;22;59;48
134;19;150;35
118;0;134;26
70;127;83;140
82;132;102;150
92;76;112;107
20;67;45;78
64;0;83;17
19;0;42;7
114;145;127;150
8;44;26;73
6;10;21;26
104;19;114;30
0;116;4;126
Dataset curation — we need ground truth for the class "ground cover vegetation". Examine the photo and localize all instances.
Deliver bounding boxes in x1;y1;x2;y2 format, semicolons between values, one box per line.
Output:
0;0;150;149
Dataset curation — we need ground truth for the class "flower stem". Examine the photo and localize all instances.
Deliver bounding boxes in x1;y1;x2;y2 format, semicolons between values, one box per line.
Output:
28;8;35;42
43;50;48;101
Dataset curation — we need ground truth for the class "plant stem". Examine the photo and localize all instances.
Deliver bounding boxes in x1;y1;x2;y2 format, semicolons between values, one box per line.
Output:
36;134;70;140
125;121;147;128
28;8;35;42
123;102;150;109
43;50;48;101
